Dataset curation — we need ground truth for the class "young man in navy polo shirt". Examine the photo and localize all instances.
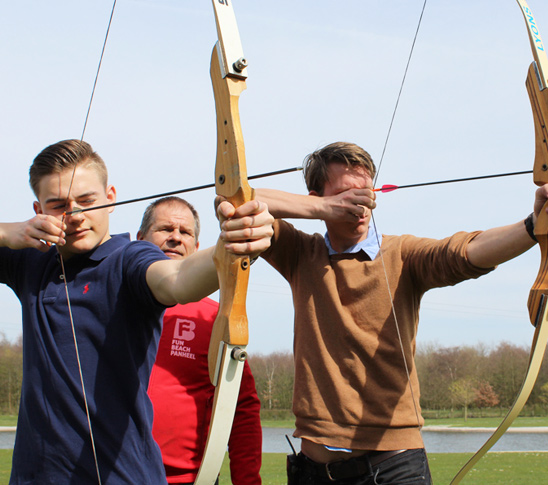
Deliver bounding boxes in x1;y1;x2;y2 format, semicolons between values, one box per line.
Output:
0;139;273;484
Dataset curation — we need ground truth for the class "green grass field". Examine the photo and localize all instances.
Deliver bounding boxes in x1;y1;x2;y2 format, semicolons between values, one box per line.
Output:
1;416;547;483
0;451;546;484
220;452;547;484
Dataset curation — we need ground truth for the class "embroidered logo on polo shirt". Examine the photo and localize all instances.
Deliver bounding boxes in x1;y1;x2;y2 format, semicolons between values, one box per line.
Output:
83;284;90;294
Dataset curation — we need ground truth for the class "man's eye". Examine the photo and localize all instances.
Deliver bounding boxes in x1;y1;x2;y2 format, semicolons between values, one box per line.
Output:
48;203;67;212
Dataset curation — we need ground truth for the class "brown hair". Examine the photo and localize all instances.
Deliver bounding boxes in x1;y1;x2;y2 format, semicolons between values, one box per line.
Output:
138;197;201;242
29;139;108;196
303;142;376;195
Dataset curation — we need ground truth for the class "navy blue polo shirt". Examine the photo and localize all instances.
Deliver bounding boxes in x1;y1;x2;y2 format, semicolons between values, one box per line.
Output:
0;234;170;484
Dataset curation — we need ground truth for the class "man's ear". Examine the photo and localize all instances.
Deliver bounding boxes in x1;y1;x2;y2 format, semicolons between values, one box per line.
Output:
106;185;117;213
309;190;320;197
136;230;143;241
33;201;42;215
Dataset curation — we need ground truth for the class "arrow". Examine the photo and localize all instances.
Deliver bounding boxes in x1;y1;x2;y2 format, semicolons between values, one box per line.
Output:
374;170;533;193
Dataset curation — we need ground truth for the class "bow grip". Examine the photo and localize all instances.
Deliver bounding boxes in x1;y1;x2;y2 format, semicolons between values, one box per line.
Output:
528;200;548;326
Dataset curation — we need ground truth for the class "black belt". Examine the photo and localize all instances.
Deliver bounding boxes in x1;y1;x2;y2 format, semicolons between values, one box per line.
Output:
299;450;405;482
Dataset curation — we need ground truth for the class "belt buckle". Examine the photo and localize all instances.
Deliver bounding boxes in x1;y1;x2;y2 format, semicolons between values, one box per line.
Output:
325;462;337;482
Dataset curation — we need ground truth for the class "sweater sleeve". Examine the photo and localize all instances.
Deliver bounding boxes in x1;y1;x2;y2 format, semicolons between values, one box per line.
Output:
400;231;494;293
227;360;262;484
262;219;326;282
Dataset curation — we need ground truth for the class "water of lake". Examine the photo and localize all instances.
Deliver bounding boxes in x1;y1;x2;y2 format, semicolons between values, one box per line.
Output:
1;428;546;453
264;428;548;454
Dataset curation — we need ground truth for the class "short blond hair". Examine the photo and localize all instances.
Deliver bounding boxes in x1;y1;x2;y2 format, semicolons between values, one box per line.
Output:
29;139;108;196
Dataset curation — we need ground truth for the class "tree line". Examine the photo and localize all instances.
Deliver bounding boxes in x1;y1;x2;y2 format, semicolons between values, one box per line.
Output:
0;335;22;415
249;343;548;419
0;337;546;419
415;342;548;418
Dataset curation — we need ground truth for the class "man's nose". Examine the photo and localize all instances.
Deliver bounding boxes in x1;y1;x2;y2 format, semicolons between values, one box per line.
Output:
64;201;84;221
167;230;182;242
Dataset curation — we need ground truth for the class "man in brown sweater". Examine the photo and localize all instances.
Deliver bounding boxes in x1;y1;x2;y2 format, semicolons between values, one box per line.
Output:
255;141;547;484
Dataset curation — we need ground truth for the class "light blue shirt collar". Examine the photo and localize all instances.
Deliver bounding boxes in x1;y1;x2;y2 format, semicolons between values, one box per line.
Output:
325;222;382;260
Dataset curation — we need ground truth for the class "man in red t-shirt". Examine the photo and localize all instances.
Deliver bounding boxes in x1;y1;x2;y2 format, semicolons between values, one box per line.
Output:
138;196;262;485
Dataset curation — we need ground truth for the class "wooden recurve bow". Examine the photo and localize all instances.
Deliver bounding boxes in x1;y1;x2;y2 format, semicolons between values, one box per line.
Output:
451;1;548;482
194;1;254;483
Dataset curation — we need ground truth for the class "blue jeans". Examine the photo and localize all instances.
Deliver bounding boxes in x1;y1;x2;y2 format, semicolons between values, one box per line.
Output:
288;449;432;485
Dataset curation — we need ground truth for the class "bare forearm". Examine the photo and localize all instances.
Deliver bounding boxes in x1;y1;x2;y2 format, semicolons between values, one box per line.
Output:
0;223;17;247
255;188;324;219
466;219;536;268
147;246;219;305
255;187;376;222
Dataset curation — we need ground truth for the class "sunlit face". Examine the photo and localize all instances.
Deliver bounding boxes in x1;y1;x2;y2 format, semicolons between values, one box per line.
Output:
318;162;373;250
33;165;116;259
138;203;198;260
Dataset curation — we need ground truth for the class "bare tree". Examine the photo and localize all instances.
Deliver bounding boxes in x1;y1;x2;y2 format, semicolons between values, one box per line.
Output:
450;378;476;421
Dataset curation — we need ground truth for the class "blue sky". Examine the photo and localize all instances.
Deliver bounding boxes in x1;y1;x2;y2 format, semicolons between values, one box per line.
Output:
1;0;547;354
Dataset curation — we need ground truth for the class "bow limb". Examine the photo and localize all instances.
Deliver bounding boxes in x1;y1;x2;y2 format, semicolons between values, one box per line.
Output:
451;2;548;483
195;2;254;483
449;309;548;484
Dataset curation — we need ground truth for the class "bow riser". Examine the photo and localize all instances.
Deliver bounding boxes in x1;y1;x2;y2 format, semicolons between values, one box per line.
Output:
208;44;254;384
525;61;548;323
195;5;254;480
526;63;548;187
212;45;253;204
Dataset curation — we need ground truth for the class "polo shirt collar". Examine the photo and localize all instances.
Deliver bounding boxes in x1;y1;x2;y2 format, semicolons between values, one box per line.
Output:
88;233;130;261
57;233;130;264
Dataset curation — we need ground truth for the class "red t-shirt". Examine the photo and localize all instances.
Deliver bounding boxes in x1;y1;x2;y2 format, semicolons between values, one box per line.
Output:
148;298;262;484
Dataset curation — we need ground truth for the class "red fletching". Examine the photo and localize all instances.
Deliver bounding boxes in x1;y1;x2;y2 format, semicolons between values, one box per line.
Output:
374;184;399;193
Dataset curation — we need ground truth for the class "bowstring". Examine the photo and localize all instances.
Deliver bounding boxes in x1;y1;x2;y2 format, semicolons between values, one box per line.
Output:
59;2;118;483
373;0;428;182
80;1;118;142
370;0;429;453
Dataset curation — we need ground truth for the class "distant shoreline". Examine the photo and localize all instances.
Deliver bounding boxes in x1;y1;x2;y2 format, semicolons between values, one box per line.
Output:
424;426;548;433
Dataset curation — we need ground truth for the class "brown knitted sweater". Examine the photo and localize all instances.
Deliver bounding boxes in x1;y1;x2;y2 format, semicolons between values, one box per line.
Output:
262;219;493;450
